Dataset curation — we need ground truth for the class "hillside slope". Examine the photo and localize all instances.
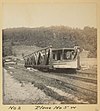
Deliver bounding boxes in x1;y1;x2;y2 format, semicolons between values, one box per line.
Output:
2;26;97;57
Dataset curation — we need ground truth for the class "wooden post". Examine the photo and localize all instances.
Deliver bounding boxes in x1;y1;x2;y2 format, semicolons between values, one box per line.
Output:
77;48;80;69
61;49;64;60
49;46;53;69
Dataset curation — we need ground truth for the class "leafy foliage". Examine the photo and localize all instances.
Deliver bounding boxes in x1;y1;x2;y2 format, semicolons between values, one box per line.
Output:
2;26;97;57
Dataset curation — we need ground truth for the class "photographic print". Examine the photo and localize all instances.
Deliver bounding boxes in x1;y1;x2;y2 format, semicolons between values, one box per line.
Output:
1;0;99;108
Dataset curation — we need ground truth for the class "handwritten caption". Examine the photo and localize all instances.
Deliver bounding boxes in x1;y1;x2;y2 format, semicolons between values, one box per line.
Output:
8;106;21;110
8;105;77;110
35;105;76;110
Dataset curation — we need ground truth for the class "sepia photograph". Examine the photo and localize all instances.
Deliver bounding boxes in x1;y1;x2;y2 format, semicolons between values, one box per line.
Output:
2;2;97;105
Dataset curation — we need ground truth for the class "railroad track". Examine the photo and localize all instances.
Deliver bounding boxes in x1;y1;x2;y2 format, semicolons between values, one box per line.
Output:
6;65;97;90
77;70;97;78
5;64;97;104
11;64;97;85
50;71;97;84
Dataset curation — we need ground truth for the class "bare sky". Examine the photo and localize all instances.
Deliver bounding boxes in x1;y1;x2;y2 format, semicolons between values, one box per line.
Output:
3;3;96;29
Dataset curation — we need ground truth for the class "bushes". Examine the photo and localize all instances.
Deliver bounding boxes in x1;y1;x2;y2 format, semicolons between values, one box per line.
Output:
2;26;97;58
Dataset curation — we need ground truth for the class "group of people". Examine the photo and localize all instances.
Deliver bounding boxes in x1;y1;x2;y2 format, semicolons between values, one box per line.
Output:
64;50;77;60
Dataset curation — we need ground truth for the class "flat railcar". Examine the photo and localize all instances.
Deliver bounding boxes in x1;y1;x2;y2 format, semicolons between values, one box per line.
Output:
23;46;81;70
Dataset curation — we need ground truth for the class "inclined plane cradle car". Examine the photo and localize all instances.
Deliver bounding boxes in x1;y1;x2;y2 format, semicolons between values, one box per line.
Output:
23;46;81;70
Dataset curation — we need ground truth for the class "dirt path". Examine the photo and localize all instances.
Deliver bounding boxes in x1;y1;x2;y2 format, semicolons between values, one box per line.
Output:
3;64;97;104
3;69;60;104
